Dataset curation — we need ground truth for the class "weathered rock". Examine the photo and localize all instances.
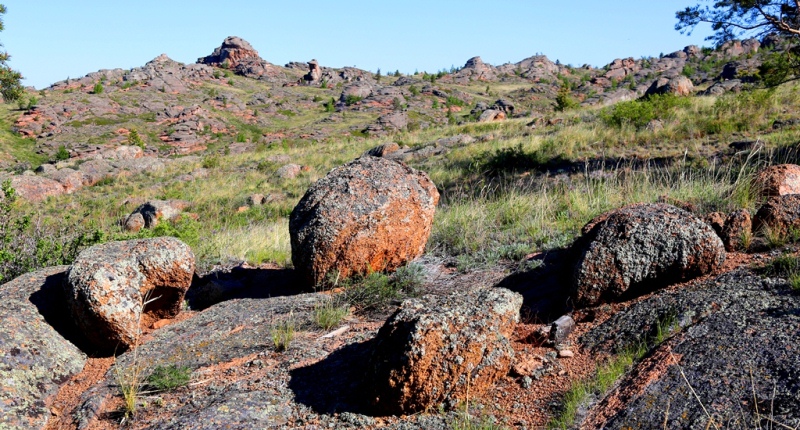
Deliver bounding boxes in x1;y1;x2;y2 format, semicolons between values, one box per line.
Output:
247;193;266;206
478;109;506;122
64;237;195;352
753;164;800;198
705;211;726;237
198;36;261;69
45;168;84;194
377;111;408;132
303;59;323;83
753;194;800;237
9;175;65;202
645;75;693;97
276;163;301;179
579;269;800;428
290;156;439;286
572;203;726;307
0;267;87;430
364;142;401;158
369;287;522;414
550;315;576;344
123;199;190;232
721;209;752;252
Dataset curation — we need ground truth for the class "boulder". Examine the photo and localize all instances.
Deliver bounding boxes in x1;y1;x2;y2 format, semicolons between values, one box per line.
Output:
364;142;401;158
123;199;190;232
303;59;323;83
276;163;301;179
369;287;522;414
478;109;506;122
0;267;87;430
721;209;752;252
753;194;800;237
198;36;261;69
705;211;726;237
645;75;693;97
64;237;195;352
753;164;800;198
45;168;84;194
376;111;408;132
572;203;726;307
9;175;65;202
289;156;439;286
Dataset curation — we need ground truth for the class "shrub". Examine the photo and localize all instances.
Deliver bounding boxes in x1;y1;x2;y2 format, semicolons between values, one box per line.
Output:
765;253;800;290
271;318;295;352
127;128;145;149
344;95;363;106
201;154;220;169
681;64;696;78
323;97;336;112
92;82;104;94
392;263;426;296
555;84;578;112
409;85;420;96
54;145;70;161
599;94;690;129
147;364;191;391
313;297;350;330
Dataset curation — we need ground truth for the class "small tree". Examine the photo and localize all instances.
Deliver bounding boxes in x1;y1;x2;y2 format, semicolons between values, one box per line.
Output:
0;5;23;102
375;68;382;83
555;84;578;112
677;1;800;83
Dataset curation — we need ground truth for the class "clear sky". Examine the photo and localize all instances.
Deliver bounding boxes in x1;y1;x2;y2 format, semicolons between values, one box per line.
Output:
1;1;715;89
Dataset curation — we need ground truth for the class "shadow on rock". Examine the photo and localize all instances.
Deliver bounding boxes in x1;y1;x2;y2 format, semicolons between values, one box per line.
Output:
186;266;306;310
494;248;573;323
289;339;376;415
28;271;97;355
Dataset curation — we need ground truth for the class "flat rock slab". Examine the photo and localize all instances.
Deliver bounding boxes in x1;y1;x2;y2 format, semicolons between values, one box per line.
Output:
580;269;800;428
0;267;87;430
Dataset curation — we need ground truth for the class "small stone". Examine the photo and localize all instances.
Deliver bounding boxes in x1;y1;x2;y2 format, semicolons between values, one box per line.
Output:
550;315;576;344
558;350;574;358
521;376;533;389
236;206;249;213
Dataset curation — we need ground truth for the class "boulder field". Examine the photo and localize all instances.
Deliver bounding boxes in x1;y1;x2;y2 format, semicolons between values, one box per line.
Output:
2;163;800;429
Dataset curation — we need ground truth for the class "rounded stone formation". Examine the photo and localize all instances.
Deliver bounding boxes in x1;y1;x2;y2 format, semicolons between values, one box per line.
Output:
289;156;439;286
753;164;800;198
64;237;195;352
572;203;726;307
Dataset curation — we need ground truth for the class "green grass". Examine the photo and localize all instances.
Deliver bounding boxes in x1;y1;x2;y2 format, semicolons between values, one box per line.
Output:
548;314;680;429
147;364;191;392
312;297;350;330
765;252;800;290
271;317;295;352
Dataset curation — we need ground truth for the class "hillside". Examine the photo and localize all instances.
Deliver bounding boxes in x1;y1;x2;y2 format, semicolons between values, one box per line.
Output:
1;35;799;429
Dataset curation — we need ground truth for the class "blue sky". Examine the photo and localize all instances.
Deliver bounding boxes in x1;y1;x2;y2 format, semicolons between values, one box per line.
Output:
1;1;715;89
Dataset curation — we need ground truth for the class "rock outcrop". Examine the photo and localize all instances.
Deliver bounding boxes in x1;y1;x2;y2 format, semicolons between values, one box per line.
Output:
572;203;726;307
0;267;87;430
198;36;261;69
645;75;694;96
123;199;191;232
753;194;800;237
753;164;800;198
721;209;752;252
369;287;522;414
289;156;439;286
64;237;195;352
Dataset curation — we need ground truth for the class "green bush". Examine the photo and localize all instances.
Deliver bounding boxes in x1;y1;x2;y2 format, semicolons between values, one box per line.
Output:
323;97;336;112
147;364;191;391
344;95;363;106
0;180;98;283
92;82;104;94
54;145;70;161
599;94;690;129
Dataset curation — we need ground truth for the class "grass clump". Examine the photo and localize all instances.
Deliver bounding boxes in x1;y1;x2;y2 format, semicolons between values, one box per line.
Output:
342;271;401;312
271;317;295;352
765;252;800;289
548;314;679;429
313;297;350;330
147;364;191;392
391;263;426;297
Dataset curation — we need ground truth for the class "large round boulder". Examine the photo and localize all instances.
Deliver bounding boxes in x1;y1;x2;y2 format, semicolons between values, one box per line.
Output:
572;203;725;307
65;237;195;352
368;287;522;414
289;156;439;287
753;164;800;198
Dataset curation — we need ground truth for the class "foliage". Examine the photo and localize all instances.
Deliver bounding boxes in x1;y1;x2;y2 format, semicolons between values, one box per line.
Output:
147;364;192;392
0;180;97;283
391;263;426;297
92;82;104;94
127;128;145;149
313;297;350;330
599;93;691;129
271;318;295;352
676;1;800;83
0;4;22;102
344;94;363;106
764;252;800;289
555;84;578;112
